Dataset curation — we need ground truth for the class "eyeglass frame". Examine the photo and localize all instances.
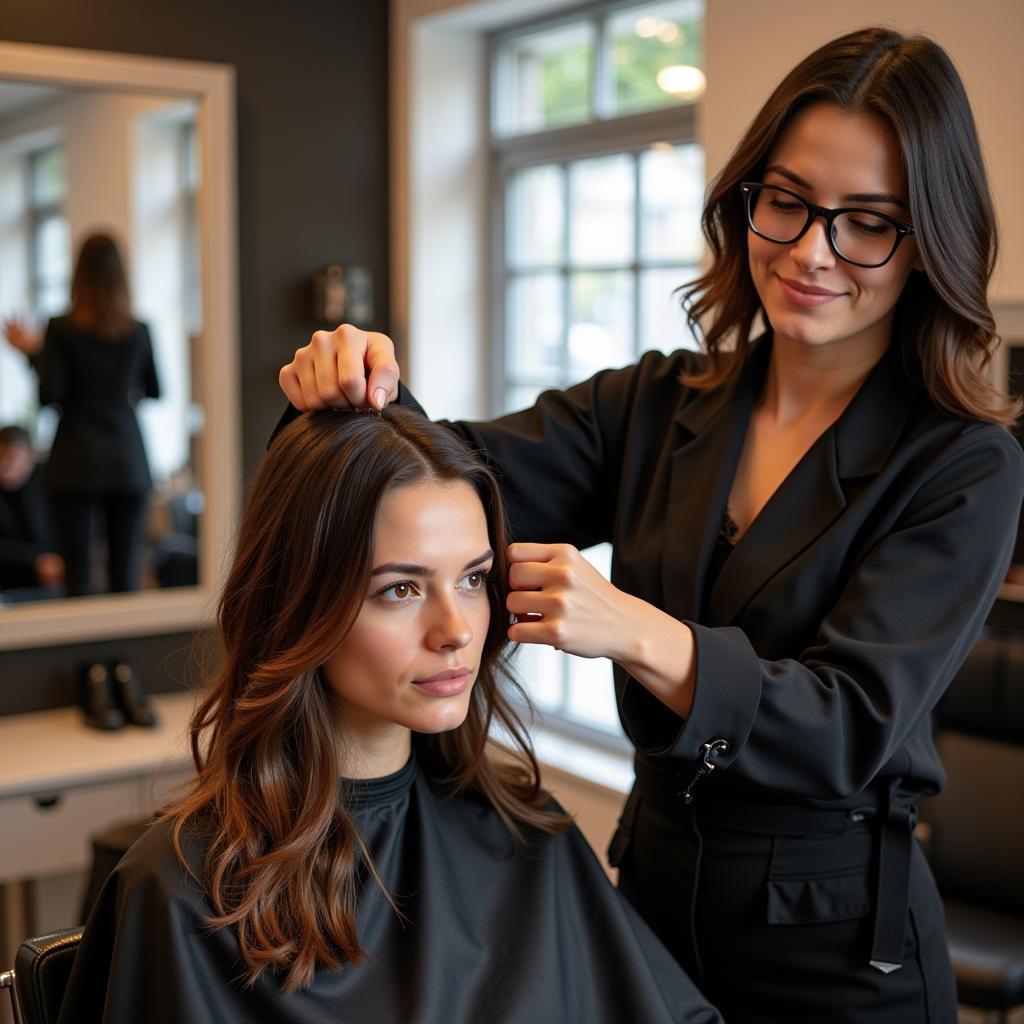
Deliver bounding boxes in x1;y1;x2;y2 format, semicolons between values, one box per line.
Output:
739;181;915;269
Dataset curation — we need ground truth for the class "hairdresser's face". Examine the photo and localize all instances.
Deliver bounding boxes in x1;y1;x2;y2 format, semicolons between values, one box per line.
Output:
323;479;493;777
747;102;921;361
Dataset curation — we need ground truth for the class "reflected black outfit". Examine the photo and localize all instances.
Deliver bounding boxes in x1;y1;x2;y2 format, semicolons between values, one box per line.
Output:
36;315;159;595
61;756;722;1024
373;336;1022;1024
0;465;53;595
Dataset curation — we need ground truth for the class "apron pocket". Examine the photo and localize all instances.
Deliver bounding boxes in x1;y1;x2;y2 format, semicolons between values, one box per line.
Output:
766;829;874;925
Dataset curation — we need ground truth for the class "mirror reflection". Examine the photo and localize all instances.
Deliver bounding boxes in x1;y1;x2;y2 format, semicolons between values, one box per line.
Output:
0;80;202;606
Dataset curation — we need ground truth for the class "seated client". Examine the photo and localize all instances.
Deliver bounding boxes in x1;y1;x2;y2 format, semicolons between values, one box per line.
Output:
61;407;721;1023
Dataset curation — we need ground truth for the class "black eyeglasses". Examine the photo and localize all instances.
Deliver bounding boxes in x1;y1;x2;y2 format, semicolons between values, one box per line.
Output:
740;181;914;269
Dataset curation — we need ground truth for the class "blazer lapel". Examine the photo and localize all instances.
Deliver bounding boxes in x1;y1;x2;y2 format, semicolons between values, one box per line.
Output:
660;346;763;623
708;343;914;626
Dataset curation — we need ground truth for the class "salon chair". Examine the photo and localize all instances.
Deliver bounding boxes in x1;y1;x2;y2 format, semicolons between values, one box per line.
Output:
0;927;82;1024
919;635;1024;1023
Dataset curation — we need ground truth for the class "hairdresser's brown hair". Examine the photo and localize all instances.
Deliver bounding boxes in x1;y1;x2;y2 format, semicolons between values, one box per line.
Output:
69;232;133;338
163;407;566;992
682;27;1019;426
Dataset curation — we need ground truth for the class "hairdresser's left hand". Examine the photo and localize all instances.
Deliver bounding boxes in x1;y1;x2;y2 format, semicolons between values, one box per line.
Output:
506;542;698;718
506;543;632;659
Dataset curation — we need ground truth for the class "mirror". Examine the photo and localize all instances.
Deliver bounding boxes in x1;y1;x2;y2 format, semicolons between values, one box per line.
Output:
0;41;238;650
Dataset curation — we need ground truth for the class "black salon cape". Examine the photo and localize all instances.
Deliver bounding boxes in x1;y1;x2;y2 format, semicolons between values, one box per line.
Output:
60;757;722;1024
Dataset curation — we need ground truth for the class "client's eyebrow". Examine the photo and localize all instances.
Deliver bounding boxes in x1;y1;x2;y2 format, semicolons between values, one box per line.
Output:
370;550;495;578
764;165;909;210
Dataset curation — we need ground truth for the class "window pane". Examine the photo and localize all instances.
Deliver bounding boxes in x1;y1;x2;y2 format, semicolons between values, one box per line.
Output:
30;147;66;206
508;164;564;268
569;271;634;379
511;642;564;714
565;543;620;731
493;22;594;137
34;215;70;283
507;273;564;380
607;0;705;117
505;382;558;414
37;280;68;319
640;267;700;354
640;143;705;262
569;154;634;266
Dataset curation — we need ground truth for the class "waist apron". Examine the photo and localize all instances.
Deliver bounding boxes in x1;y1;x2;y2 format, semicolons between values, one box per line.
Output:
610;756;957;1024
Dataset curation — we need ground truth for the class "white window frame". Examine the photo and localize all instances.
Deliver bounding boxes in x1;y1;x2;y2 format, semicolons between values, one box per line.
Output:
487;3;703;747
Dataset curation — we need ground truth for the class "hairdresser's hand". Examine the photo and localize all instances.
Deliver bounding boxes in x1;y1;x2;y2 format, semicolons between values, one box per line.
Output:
3;317;42;357
507;542;697;718
278;324;400;412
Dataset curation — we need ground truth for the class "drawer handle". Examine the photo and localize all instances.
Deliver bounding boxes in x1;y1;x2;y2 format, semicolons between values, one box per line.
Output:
33;794;62;811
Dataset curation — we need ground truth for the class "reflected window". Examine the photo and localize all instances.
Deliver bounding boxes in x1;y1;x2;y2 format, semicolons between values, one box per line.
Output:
28;145;70;320
491;1;706;742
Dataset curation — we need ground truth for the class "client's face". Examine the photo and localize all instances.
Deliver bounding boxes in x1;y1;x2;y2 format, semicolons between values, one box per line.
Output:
322;479;493;776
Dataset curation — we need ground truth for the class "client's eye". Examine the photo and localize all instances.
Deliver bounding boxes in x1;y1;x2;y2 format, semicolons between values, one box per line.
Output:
375;580;420;604
459;569;490;592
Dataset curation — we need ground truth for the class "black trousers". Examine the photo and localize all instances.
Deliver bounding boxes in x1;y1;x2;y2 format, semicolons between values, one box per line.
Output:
613;776;957;1024
50;492;149;596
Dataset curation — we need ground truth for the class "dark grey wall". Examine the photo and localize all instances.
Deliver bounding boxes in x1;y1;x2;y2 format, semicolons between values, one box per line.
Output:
0;0;389;710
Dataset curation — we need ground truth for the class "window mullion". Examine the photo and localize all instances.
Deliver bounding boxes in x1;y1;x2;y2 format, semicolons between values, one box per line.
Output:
632;148;642;358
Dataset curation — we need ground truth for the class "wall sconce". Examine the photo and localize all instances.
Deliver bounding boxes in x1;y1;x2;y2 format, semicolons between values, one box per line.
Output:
313;264;373;326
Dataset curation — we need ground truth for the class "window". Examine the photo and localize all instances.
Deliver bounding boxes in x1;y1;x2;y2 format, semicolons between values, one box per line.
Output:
491;0;705;741
27;145;70;321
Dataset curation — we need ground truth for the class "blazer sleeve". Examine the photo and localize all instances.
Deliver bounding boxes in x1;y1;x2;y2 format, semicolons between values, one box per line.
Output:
621;426;1024;800
401;353;683;548
36;319;69;408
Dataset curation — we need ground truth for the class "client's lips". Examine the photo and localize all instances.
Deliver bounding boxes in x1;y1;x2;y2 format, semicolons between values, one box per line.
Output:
413;668;471;696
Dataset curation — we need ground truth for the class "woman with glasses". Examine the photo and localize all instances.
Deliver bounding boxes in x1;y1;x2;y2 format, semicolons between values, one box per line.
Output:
279;28;1024;1023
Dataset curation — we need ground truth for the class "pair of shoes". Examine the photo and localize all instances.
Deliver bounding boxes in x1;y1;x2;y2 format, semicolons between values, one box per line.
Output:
78;662;123;730
76;661;158;731
111;661;158;727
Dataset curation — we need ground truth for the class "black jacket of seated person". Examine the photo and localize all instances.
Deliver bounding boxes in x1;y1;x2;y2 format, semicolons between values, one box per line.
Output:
0;465;52;590
272;332;1024;1024
60;754;723;1024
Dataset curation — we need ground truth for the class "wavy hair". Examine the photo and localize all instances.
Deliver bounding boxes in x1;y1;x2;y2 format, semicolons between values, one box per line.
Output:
682;26;1019;426
69;232;134;339
164;407;567;992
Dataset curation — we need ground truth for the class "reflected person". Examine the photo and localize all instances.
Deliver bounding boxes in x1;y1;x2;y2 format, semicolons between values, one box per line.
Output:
3;232;160;596
0;425;64;601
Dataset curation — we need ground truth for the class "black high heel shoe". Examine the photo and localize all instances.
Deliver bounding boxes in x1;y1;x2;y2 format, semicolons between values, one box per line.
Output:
77;662;125;731
110;661;158;727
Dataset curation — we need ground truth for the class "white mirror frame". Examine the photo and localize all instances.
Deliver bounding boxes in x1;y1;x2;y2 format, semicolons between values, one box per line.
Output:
0;41;239;651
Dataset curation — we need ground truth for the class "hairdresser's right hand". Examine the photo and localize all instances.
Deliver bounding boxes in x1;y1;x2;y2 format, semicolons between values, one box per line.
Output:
2;317;42;357
279;324;400;412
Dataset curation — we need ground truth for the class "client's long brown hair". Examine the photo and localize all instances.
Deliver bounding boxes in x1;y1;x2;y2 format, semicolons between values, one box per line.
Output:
164;407;567;992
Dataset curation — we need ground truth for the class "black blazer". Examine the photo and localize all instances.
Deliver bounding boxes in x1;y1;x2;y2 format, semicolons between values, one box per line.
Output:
36;315;160;494
414;337;1024;804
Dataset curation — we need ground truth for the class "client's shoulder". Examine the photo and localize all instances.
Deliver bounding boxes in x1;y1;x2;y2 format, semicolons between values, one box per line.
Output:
114;812;212;906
